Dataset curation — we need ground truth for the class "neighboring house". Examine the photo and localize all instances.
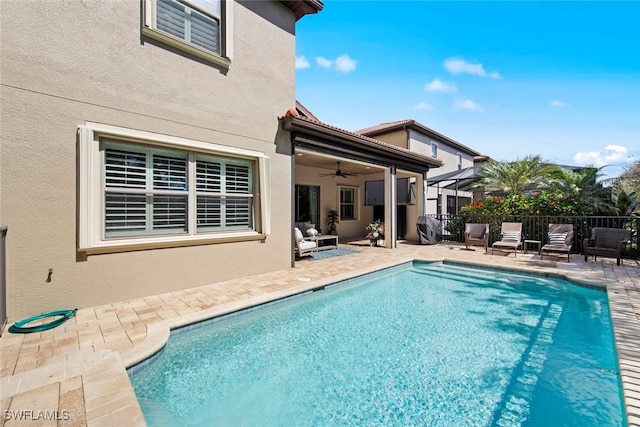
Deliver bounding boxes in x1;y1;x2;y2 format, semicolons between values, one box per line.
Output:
358;120;482;215
282;105;442;246
0;0;322;321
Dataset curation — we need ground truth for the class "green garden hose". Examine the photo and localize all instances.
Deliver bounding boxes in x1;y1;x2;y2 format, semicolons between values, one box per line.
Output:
8;309;77;334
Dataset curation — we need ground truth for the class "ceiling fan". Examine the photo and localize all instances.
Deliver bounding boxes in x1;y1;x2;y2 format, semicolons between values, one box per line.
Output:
319;161;358;178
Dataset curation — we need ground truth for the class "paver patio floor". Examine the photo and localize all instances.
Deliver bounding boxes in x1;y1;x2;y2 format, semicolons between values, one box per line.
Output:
1;241;639;426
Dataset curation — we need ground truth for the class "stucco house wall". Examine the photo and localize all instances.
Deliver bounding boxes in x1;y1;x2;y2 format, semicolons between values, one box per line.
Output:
0;0;300;319
425;137;475;214
367;130;408;150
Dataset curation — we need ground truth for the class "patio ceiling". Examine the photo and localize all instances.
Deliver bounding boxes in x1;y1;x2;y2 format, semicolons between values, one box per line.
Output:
294;151;384;176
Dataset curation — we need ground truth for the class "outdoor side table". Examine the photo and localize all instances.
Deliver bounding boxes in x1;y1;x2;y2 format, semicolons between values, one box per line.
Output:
524;239;542;255
310;235;339;251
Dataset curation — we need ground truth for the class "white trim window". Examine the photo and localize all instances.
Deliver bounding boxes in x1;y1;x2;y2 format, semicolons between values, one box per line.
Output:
430;142;438;158
143;0;233;67
79;123;270;253
339;186;358;221
457;153;463;170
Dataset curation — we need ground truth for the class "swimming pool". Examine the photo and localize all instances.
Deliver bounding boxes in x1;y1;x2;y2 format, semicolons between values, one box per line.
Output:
130;261;626;426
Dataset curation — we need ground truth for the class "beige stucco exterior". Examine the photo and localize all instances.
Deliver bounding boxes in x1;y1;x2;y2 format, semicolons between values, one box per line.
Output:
0;1;300;319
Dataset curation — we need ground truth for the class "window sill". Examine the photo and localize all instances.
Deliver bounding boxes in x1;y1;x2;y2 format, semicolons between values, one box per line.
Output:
80;232;265;255
142;27;231;69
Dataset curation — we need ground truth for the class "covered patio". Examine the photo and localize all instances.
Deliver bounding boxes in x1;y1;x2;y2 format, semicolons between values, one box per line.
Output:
280;106;442;254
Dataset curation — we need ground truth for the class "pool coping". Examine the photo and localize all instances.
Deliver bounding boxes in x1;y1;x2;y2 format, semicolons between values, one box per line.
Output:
1;253;639;426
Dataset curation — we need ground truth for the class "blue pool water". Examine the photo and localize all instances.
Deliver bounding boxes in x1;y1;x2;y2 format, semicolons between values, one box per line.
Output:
130;262;626;426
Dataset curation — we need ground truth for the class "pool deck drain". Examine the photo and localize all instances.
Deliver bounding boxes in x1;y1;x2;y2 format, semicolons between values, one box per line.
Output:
1;242;639;426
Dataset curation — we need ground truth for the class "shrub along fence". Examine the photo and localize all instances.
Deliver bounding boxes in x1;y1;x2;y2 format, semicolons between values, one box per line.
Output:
428;214;639;260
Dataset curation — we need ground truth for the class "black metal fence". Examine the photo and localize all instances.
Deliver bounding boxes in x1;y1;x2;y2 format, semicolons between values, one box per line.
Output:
428;214;639;259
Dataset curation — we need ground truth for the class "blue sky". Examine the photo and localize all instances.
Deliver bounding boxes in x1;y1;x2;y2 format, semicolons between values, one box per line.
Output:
294;1;640;179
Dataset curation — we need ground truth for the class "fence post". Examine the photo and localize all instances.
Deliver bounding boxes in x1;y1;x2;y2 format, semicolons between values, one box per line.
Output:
0;226;7;336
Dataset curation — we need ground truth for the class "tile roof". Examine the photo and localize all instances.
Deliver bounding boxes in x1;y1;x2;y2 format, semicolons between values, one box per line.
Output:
282;108;443;168
357;119;481;156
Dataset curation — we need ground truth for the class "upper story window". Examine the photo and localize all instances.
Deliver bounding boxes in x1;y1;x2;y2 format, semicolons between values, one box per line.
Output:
78;123;270;253
143;0;233;67
457;153;463;170
430;142;438;157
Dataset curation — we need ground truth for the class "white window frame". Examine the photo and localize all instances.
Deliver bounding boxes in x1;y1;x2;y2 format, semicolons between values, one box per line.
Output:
143;0;233;68
78;123;270;253
338;186;359;221
430;142;438;157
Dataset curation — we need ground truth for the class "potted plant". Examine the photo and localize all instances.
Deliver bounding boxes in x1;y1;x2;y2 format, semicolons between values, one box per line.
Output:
327;209;339;235
366;220;385;246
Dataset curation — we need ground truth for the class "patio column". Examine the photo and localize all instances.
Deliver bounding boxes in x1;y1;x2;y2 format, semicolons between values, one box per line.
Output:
422;171;428;216
384;166;397;248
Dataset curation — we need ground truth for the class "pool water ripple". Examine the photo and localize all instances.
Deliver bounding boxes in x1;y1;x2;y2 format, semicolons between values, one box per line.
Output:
130;262;626;426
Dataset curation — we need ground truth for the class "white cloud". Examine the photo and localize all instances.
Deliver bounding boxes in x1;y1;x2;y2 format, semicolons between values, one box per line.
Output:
425;78;457;93
444;57;501;79
550;99;566;107
316;56;333;69
573;145;629;167
315;55;357;73
414;102;433;111
335;54;357;73
453;99;483;112
295;56;310;70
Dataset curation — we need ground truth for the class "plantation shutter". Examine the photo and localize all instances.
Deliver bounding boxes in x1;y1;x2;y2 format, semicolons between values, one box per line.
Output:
105;149;147;235
156;0;220;54
225;164;252;227
196;159;222;229
152;154;187;233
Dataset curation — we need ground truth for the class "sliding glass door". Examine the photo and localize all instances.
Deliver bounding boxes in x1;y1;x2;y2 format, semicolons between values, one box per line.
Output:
295;185;320;229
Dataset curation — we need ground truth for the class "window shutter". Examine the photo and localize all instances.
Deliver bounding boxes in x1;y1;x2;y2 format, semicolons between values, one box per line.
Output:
156;0;220;54
153;154;187;190
105;194;147;235
224;163;252;227
226;164;250;193
105;148;147;236
157;0;186;39
105;149;146;189
153;195;187;232
190;9;220;53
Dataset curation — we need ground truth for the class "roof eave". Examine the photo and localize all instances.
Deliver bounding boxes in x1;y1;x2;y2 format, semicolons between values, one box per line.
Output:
362;120;481;156
280;0;324;21
281;115;443;170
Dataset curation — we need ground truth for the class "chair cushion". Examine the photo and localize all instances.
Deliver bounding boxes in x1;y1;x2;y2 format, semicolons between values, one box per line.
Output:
298;240;316;250
502;231;519;242
548;232;567;245
294;227;304;240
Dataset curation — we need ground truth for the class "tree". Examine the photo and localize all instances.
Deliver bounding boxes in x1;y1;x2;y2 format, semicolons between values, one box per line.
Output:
474;155;560;195
614;159;640;201
550;166;614;215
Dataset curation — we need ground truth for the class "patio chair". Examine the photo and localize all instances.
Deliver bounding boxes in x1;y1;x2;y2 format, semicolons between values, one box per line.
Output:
541;224;573;262
583;227;631;266
294;227;317;257
464;223;489;252
491;222;522;257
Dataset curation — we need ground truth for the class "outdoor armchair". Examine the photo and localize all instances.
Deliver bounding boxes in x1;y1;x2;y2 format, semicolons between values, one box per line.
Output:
294;227;317;257
583;227;631;266
541;223;574;262
465;223;489;252
491;222;523;257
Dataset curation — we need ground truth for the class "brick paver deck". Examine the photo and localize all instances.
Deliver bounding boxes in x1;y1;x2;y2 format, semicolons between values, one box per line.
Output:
1;241;639;426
